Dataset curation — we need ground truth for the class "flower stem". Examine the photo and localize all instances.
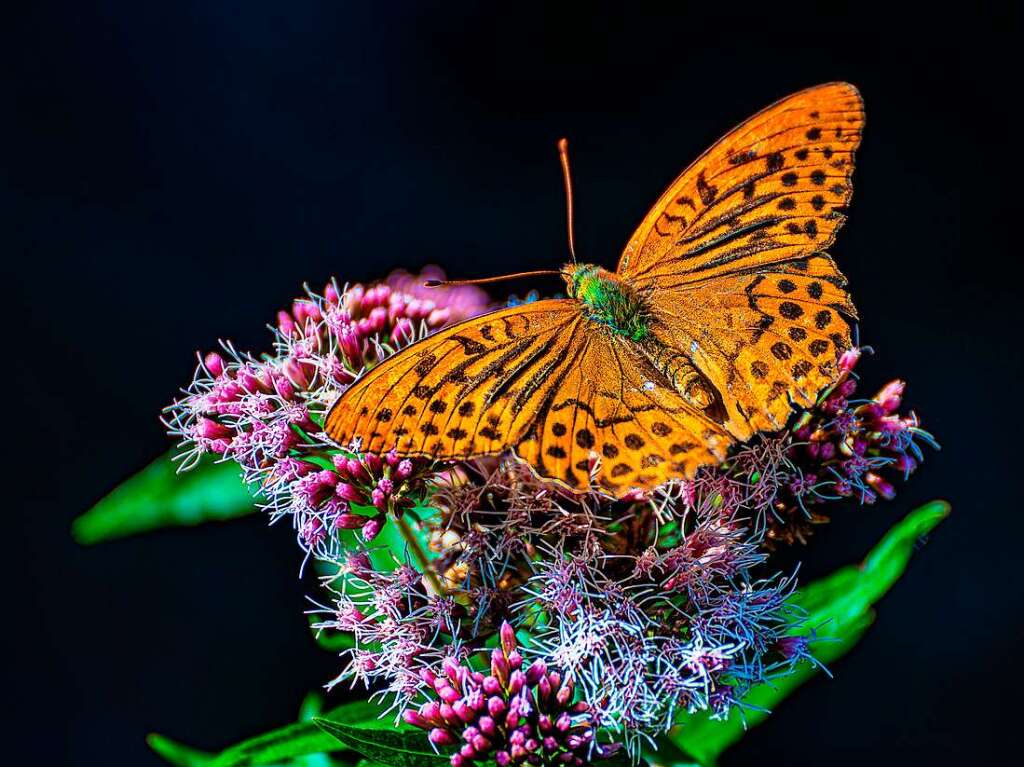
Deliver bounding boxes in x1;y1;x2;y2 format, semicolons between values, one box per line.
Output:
393;513;443;595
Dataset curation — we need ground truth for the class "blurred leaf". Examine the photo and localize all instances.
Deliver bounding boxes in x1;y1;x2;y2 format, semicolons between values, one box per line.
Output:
147;734;213;766
313;720;447;767
667;499;950;766
73;451;256;544
148;699;385;767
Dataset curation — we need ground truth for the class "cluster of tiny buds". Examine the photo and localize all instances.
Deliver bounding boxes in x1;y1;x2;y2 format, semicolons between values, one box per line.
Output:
291;448;430;546
404;623;618;767
791;347;935;505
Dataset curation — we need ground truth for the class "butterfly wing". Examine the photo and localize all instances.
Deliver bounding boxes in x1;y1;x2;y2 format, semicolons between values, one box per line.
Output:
324;300;730;496
514;328;731;495
618;82;864;285
617;82;863;439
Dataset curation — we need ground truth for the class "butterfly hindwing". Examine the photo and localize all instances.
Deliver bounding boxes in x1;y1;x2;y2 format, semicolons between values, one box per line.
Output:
513;331;731;494
645;254;856;439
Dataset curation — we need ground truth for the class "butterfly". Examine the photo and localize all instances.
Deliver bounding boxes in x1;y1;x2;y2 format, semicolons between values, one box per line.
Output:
326;82;863;498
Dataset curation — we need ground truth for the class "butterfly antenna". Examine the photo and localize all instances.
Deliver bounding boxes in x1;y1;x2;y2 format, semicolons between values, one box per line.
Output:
423;269;564;288
557;138;577;263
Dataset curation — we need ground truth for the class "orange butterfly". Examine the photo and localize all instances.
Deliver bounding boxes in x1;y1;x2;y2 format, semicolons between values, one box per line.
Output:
326;83;863;498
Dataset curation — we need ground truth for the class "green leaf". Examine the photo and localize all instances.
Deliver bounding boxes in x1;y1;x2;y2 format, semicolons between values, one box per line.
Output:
211;700;386;767
147;699;385;767
666;499;950;766
313;719;448;767
147;734;213;766
72;451;256;544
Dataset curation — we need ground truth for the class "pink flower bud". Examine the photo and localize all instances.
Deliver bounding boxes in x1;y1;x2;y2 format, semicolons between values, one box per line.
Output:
361;517;383;541
324;282;340;304
487;696;506;717
525;659;547;685
391;317;415;345
336;483;366;504
397;459;414;479
365;452;383;473
875;379;905;414
385;448;400;467
478;716;496;737
203;352;225;377
195;417;232;441
371;488;387;510
283;358;312;389
404;710;428;729
345;458;369;482
427;307;451;327
368;306;388;331
277;310;296;337
439;703;459;726
866;472;896;500
500;621;517;657
839;347;861;372
429;728;456;746
491;649;509;686
334;513;370;530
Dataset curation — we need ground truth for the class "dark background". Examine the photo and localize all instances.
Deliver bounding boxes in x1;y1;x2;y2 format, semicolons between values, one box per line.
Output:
6;3;1017;765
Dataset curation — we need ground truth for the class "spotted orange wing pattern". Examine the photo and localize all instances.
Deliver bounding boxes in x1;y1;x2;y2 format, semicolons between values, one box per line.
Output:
619;82;863;440
323;301;731;496
618;82;864;286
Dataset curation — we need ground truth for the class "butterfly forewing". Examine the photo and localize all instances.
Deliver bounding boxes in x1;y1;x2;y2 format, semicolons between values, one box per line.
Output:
618;82;864;287
325;301;582;459
618;82;862;441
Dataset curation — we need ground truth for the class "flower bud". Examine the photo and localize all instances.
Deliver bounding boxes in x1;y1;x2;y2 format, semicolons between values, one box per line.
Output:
361;517;383;541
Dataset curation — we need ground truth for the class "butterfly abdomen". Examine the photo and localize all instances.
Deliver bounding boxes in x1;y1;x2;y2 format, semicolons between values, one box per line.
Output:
565;264;651;341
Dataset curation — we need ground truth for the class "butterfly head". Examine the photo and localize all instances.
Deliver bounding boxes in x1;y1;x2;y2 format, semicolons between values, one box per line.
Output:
563;263;651;341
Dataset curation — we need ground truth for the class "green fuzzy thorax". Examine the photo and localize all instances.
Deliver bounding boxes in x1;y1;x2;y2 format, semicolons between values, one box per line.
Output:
565;264;650;341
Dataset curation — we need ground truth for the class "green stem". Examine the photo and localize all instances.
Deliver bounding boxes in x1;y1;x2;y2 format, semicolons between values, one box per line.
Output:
393;513;443;595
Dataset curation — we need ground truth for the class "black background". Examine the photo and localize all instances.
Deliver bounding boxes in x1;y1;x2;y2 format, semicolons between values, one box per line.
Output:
7;3;1017;765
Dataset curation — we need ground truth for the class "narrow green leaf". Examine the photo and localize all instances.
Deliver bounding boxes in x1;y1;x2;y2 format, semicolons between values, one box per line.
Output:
207;700;386;767
147;733;213;766
72;451;256;544
667;500;950;766
313;719;448;767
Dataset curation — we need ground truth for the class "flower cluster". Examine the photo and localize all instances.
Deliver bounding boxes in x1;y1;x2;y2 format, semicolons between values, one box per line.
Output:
405;622;617;767
166;268;937;765
163;267;490;551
